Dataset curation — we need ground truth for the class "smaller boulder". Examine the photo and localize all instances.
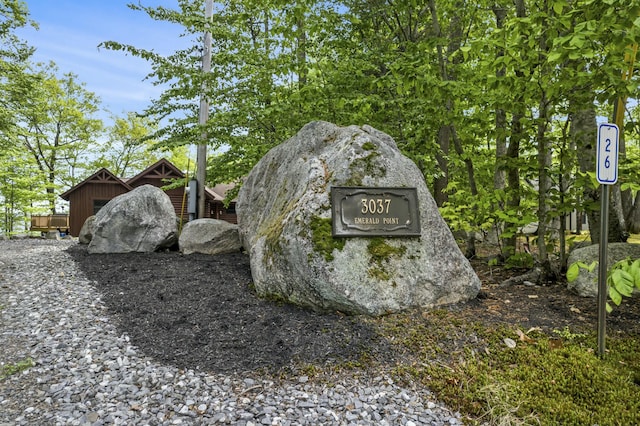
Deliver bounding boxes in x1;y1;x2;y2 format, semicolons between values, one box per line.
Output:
44;230;60;240
79;215;95;244
88;185;178;253
179;218;242;255
567;243;640;297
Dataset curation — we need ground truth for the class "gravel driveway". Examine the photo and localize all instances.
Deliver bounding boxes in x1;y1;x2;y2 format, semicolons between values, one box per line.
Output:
0;239;461;425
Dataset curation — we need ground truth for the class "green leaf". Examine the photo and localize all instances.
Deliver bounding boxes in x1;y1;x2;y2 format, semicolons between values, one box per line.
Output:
547;51;563;63
609;287;623;306
611;269;634;297
628;259;640;286
569;36;585;49
553;1;564;15
567;263;580;282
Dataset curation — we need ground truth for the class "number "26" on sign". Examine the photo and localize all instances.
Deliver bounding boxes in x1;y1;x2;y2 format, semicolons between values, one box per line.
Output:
596;123;619;185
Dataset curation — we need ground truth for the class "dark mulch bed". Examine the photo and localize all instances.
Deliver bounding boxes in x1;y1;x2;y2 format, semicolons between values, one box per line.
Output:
66;245;396;375
464;257;640;336
67;244;640;376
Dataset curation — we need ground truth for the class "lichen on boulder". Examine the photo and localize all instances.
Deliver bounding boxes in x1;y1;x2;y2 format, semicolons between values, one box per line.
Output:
237;121;481;315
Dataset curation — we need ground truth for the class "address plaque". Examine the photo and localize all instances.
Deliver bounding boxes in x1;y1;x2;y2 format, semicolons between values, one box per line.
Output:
331;186;421;237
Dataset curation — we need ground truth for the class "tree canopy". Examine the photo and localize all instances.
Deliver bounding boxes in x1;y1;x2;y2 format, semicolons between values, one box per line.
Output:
99;0;640;274
3;0;640;276
0;0;188;233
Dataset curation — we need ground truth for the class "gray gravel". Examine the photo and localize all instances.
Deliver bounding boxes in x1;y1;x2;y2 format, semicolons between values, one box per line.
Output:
0;239;462;425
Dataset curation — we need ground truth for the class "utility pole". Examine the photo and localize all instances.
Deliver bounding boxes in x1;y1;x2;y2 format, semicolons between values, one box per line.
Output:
196;0;213;218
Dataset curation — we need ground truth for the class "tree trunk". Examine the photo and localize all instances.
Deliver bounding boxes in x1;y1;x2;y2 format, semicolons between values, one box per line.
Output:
627;192;640;233
607;103;629;241
610;185;629;242
48;170;56;214
498;0;526;260
500;114;522;259
536;97;552;271
433;125;450;206
559;118;571;269
296;12;307;88
535;4;555;275
613;91;636;235
451;126;479;258
428;0;464;206
428;0;452;207
492;5;507;195
572;106;600;242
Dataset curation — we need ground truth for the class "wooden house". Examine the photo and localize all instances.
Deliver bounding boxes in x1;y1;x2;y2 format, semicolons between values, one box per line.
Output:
125;159;188;219
60;159;237;237
208;183;237;223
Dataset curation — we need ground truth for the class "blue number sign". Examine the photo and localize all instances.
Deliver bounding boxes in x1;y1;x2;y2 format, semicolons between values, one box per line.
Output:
596;123;619;185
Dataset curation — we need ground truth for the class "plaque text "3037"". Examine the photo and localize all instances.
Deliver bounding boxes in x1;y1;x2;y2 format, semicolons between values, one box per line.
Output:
331;187;421;237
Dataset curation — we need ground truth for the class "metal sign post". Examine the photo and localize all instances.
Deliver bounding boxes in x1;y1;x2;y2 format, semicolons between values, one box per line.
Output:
596;123;619;357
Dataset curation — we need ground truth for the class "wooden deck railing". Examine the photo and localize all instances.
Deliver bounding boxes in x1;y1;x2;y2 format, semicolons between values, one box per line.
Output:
30;215;70;232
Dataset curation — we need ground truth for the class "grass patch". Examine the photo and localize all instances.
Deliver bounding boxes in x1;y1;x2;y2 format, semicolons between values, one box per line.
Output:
376;311;640;425
567;232;640;245
1;358;34;380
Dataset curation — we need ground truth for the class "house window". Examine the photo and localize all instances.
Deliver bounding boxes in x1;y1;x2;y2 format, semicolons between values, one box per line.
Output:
93;199;109;215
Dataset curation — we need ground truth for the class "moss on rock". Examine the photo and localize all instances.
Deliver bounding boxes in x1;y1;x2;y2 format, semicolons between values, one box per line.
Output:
310;216;345;262
344;141;386;186
367;237;407;281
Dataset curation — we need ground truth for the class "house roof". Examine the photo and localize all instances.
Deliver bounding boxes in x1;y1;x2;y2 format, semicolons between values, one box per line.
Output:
59;158;236;203
207;183;237;202
126;158;185;186
60;168;132;201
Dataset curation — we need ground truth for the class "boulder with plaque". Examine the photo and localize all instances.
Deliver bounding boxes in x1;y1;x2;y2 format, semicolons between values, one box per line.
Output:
236;121;480;315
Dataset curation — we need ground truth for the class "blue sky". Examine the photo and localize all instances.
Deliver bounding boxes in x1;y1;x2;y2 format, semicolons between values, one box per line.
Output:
17;0;191;123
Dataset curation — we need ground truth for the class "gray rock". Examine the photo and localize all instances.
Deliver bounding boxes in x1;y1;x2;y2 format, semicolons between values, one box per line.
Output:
237;121;481;316
179;218;242;255
88;185;178;253
44;230;60;240
78;215;95;244
567;242;640;297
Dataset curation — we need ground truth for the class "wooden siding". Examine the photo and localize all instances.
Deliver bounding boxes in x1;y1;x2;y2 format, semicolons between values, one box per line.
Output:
210;202;237;224
67;181;130;236
168;188;190;222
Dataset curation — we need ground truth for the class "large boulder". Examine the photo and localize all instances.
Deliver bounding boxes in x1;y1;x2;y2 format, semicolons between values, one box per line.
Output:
237;121;481;316
179;218;242;255
88;185;178;254
567;243;640;297
78;215;95;244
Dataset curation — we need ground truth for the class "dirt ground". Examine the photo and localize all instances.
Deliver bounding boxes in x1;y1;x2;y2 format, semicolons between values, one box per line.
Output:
66;244;640;376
